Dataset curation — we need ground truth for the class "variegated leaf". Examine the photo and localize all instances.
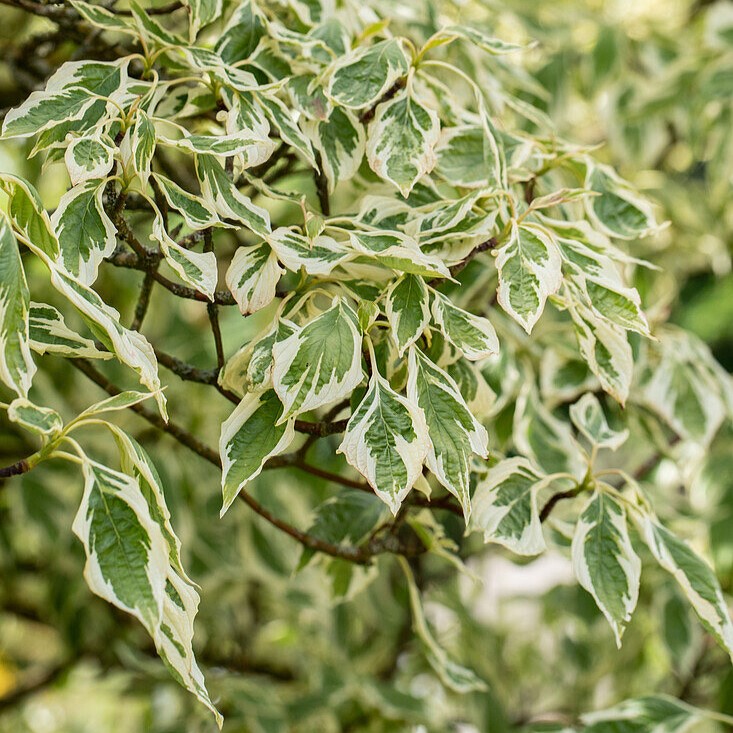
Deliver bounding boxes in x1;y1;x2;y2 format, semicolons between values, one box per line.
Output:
8;397;63;437
582;695;707;732
130;110;156;185
637;514;733;660
220;389;295;514
471;457;547;555
435;125;500;188
152;174;219;231
268;227;350;275
184;0;223;39
259;93;316;166
29;302;112;360
385;274;430;356
272;299;363;420
304;107;365;192
441;25;528;55
0;218;35;397
225;243;283;315
349;230;449;278
572;490;641;646
431;290;499;361
161;131;274;167
495;222;562;333
246;318;297;393
150;212;217;301
337;368;429;514
569;393;628;451
366;91;440;197
328;39;409;109
196;154;271;238
65;134;115;186
215;0;266;63
51;179;116;285
407;347;488;518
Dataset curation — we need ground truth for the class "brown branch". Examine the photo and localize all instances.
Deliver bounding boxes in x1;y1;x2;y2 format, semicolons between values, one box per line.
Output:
359;77;407;124
130;272;156;331
313;152;330;216
539;486;583;523
203;229;225;372
0;457;32;479
427;237;498;288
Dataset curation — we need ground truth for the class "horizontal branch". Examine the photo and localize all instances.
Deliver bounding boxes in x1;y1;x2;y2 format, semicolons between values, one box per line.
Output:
0;457;33;479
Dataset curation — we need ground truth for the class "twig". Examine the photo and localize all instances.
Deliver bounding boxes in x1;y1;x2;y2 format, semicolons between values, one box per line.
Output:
0;458;32;479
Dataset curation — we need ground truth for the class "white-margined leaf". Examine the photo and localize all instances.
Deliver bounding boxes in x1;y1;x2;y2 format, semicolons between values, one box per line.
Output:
8;397;63;437
51;179;116;285
150;211;218;301
160;131;274;167
69;0;137;33
245;318;297;394
268;226;350;275
586;165;659;240
569;302;633;405
29;302;112;360
569;393;628;451
446;359;496;420
152;174;219;231
196;154;271;238
65;134;115;186
637;514;733;660
366;90;440;197
440;25;529;55
431;290;499;361
471;457;547;555
328;39;409;109
0;218;35;397
435;125;500;188
259;93;316;166
407;347;488;519
184;0;223;39
572;489;641;646
579;275;650;337
130;110;156;185
272;298;363;421
385;274;430;356
215;0;266;63
70;391;157;425
0;174;59;259
225;242;283;315
495;222;562;333
337;367;429;514
220;389;295;514
304;106;365;192
350;230;449;278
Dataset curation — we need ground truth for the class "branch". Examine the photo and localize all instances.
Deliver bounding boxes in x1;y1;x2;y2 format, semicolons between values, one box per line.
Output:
359;77;407;124
0;457;33;479
427;237;497;288
539;486;583;523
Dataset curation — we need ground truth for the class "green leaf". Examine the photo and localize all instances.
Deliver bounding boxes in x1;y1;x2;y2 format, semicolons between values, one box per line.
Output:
572;490;641;646
152;174;219;231
569;393;628;450
0;218;35;397
268;226;350;275
431;290;499;361
29;301;111;360
385;274;430;356
637;515;733;660
225;242;283;315
399;556;487;694
586;165;658;240
366;91;440;197
71;391;157;425
65;134;115;186
495;222;562;333
0;174;59;259
337;367;429;513
350;230;449;277
582;695;709;733
272;298;363;421
259;93;316;166
471;457;547;555
219;389;295;514
195;154;271;238
150;211;218;301
161;132;275;165
8;397;62;437
328;39;409;109
215;0;266;63
51;179;116;285
440;25;529;55
582;277;650;336
407;347;488;518
304;107;365;192
129;1;183;46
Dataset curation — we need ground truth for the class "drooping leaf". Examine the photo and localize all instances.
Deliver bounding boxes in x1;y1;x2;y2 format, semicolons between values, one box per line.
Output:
272;299;363;420
8;397;63;437
431;290;499;361
28;302;112;360
407;347;488;518
366;91;441;197
51;179;117;285
153;174;219;231
385;274;431;356
569;393;628;451
225;242;283;315
471;457;547;555
219;389;295;514
130;110;156;185
215;0;266;63
337;368;429;514
572;490;641;646
0;217;35;397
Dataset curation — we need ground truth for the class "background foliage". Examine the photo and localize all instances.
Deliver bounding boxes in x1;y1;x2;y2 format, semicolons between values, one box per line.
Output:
1;0;732;731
